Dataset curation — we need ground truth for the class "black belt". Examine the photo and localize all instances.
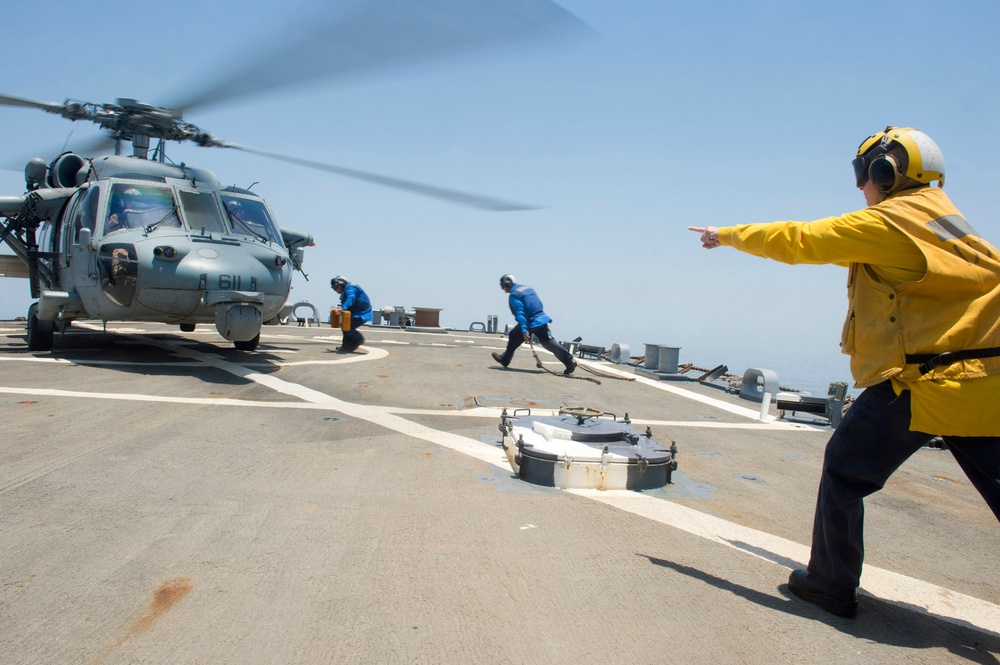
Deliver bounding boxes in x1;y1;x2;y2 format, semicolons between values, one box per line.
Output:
905;347;1000;375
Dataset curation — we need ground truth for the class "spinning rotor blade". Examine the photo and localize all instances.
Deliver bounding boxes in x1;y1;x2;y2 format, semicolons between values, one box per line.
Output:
219;141;539;211
75;133;119;157
0;92;65;114
1;1;586;206
0;133;117;171
52;133;118;159
168;0;589;113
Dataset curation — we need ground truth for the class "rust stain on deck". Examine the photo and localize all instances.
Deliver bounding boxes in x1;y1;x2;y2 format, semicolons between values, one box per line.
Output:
130;578;193;635
96;578;193;663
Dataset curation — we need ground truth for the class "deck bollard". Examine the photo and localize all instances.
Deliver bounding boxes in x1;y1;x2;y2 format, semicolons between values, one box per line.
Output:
643;344;660;369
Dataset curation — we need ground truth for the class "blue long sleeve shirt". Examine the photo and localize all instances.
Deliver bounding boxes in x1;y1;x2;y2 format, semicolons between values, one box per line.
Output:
340;283;373;323
507;284;552;330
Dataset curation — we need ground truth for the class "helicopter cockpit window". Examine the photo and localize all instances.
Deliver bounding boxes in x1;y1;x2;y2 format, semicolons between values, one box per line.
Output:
77;187;99;242
178;190;227;235
104;184;179;235
220;195;282;245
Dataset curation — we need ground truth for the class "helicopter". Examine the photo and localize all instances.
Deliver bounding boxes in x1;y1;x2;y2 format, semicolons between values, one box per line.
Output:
0;127;315;352
0;0;586;352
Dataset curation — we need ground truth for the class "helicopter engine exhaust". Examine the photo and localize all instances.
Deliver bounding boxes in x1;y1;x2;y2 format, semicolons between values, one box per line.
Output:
215;303;262;342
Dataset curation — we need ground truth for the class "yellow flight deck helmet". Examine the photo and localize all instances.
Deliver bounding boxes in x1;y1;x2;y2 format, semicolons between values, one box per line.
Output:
852;126;945;193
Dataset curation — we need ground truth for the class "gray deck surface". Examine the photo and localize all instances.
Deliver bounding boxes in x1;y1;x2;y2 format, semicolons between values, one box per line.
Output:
1;321;998;664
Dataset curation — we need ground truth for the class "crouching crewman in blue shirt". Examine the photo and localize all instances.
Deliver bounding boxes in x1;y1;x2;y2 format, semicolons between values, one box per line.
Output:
331;275;372;353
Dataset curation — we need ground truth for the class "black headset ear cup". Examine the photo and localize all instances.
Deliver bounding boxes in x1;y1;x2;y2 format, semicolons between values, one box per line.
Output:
869;156;899;193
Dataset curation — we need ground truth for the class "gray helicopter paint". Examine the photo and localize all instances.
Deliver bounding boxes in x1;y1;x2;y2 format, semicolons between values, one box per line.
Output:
5;158;306;346
89;154;221;186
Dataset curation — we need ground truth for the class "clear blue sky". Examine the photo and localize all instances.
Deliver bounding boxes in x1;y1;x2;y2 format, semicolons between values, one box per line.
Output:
2;0;999;393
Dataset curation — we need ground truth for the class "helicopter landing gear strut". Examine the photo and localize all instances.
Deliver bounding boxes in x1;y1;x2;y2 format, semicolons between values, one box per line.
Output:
26;302;54;351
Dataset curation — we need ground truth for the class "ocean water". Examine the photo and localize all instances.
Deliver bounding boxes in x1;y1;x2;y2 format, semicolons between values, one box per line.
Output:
623;343;859;398
703;350;858;398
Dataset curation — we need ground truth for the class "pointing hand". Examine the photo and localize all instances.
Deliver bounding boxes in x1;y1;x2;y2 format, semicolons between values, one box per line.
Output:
689;226;721;249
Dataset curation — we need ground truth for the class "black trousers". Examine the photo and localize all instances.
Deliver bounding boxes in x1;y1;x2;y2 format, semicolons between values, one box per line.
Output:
808;380;1000;589
341;319;366;351
499;323;573;369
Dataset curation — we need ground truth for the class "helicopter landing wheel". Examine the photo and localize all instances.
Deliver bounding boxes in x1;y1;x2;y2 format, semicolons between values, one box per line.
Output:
234;333;260;352
26;303;54;351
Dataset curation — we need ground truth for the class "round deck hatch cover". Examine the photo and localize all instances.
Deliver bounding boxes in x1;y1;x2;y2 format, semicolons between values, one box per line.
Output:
532;415;635;443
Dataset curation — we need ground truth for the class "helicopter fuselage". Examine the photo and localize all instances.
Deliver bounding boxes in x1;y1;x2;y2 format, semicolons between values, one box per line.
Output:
1;154;313;351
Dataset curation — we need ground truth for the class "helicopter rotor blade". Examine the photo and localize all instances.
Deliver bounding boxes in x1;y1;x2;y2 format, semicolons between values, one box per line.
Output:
218;141;540;212
0;92;66;114
167;0;590;114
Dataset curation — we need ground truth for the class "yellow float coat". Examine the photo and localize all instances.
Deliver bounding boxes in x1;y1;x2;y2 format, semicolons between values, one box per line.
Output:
718;187;1000;436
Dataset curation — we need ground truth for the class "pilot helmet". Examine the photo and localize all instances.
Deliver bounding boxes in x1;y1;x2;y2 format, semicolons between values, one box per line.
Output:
499;274;515;289
331;276;348;290
111;187;140;211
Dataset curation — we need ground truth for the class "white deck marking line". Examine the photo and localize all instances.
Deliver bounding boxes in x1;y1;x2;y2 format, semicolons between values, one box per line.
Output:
568;488;1000;637
0;386;812;431
167;344;997;637
0;356;111;365
0;388;819;431
0;348;387;367
0;388;812;432
6;336;995;634
578;359;768;420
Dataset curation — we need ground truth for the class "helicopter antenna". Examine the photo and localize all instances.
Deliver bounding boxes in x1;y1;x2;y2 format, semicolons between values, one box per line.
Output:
155;139;168;163
60;130;74;154
248;181;258;190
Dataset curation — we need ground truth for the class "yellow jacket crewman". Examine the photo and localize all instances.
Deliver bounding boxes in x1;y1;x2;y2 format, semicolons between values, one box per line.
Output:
690;126;1000;618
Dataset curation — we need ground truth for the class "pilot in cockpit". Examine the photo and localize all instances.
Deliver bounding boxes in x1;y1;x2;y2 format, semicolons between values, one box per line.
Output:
105;187;140;234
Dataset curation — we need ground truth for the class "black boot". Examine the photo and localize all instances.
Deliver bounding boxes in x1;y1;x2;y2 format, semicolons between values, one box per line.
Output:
788;569;858;617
